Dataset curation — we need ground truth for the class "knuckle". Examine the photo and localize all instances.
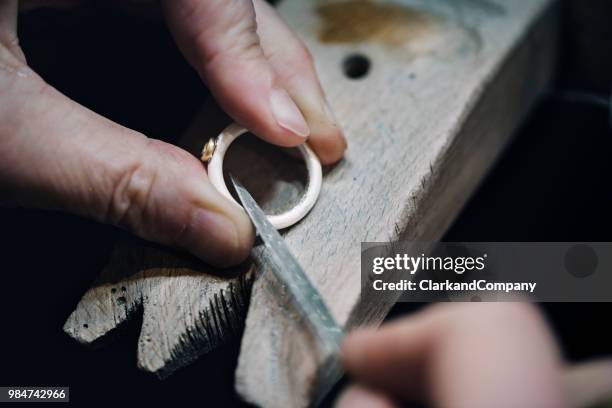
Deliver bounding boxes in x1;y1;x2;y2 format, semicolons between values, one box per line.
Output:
0;42;26;78
6;34;21;52
106;158;158;232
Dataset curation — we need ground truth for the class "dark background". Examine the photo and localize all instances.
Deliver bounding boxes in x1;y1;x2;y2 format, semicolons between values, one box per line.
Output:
1;1;611;406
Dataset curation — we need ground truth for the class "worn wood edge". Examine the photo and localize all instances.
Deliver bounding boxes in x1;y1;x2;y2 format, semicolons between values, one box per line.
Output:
350;0;559;328
63;242;254;378
235;2;560;407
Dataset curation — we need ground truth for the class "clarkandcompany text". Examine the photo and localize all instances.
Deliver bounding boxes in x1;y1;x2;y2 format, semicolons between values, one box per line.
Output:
372;279;537;294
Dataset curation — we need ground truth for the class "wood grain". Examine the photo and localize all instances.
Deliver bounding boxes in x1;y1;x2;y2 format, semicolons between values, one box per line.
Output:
62;241;253;378
64;0;558;405
236;0;558;406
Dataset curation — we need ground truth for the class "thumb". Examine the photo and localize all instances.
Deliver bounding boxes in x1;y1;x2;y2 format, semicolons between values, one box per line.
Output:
0;60;253;267
162;0;311;147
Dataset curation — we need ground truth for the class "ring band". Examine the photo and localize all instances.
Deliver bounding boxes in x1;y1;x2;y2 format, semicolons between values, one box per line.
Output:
203;123;322;230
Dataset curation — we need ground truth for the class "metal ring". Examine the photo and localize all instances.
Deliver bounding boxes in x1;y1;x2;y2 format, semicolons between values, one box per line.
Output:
204;123;322;229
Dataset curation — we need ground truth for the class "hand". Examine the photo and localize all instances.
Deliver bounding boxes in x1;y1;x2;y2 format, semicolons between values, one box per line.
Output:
338;303;577;408
0;0;346;267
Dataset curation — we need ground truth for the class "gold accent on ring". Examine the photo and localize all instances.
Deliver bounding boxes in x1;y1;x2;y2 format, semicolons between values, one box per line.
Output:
201;138;217;163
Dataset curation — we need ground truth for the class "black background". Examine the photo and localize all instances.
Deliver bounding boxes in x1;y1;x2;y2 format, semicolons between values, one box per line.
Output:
1;4;611;407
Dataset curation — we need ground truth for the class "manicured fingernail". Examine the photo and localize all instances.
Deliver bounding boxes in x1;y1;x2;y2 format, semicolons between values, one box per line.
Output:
270;88;310;138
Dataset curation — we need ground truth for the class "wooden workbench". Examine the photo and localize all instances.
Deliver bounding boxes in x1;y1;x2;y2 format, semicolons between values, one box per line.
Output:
63;0;558;406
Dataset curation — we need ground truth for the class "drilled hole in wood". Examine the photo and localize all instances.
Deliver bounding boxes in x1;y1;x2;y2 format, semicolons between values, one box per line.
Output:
83;324;88;328
343;54;370;79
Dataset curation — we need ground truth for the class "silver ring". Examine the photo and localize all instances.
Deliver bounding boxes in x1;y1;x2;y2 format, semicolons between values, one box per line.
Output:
202;123;322;229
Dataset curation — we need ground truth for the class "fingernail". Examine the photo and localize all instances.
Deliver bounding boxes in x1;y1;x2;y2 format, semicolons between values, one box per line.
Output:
270;88;310;138
185;208;242;267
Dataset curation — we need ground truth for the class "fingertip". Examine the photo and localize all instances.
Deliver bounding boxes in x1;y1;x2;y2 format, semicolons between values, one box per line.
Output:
172;171;255;268
250;0;348;161
223;203;256;265
341;328;378;372
205;63;310;148
335;385;396;408
181;206;254;268
308;125;347;165
283;85;347;164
